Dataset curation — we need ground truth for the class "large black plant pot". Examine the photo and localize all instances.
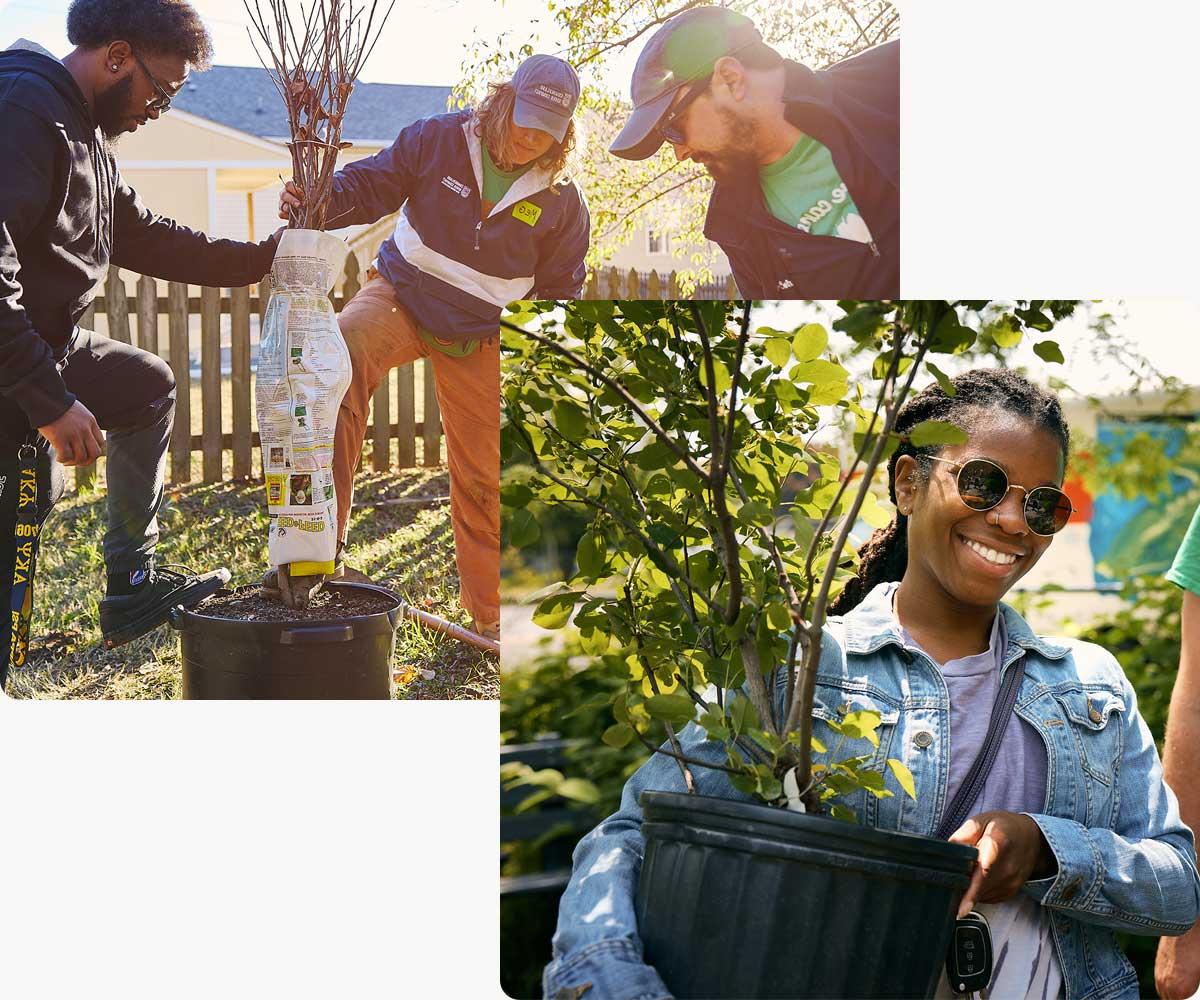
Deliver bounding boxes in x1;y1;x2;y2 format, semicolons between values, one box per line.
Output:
168;581;401;699
636;791;976;999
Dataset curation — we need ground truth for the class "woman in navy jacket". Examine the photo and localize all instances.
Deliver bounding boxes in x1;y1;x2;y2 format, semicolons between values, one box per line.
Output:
278;54;590;636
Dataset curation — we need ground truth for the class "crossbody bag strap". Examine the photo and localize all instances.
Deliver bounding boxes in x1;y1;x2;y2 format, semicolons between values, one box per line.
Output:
933;654;1028;841
4;443;43;690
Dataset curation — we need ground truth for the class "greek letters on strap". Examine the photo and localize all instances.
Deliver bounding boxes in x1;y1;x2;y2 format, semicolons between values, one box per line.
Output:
7;445;41;685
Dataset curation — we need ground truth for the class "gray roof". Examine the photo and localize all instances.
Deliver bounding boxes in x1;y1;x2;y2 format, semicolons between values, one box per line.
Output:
172;64;454;144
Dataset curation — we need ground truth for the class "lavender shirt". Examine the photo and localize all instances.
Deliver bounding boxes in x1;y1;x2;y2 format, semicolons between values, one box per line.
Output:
892;589;1063;999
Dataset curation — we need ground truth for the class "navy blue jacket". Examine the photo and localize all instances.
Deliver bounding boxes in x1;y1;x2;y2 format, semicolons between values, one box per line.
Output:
704;40;899;298
325;110;590;341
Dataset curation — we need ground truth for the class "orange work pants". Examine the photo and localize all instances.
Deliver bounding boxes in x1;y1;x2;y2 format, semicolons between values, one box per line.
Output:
333;273;499;626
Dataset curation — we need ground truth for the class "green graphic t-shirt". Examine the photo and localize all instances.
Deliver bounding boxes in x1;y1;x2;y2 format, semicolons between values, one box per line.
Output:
758;135;873;243
1167;503;1200;595
483;145;534;205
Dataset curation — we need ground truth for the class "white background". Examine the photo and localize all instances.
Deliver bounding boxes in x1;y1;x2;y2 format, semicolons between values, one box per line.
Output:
3;1;1200;999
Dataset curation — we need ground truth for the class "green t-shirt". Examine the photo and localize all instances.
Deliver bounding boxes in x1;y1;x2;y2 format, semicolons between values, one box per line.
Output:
1167;502;1200;594
482;145;533;205
758;135;873;243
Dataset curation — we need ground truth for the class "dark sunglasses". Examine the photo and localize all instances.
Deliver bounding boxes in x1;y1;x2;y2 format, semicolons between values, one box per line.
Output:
657;75;711;145
130;50;174;113
928;457;1074;536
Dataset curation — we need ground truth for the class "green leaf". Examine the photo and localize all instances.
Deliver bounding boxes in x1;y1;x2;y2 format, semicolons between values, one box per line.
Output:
736;500;774;527
556;778;601;804
578;626;612;656
991;315;1023;348
506;508;540;548
792;324;828;363
925;361;956;397
576;531;606;579
644;693;696;727
1033;340;1065;364
858;490;893;530
602;723;635;748
909;419;968;447
765;600;793;632
841;709;882;746
764;337;792;368
829;804;858;823
792;359;849;405
698;357;732;395
553;399;588;442
728;695;759;735
887;758;917;800
810;735;827;754
699;707;730;742
500;482;534;507
930;311;976;354
532;591;580;630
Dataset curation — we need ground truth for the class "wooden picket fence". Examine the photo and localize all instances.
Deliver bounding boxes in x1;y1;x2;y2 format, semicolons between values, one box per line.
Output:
584;266;738;300
73;253;441;490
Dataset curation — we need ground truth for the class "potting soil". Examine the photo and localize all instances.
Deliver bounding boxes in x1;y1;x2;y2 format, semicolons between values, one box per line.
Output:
197;585;395;622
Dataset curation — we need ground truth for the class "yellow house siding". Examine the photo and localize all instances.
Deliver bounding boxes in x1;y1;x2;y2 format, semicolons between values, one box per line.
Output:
117;113;287;163
120;168;211;231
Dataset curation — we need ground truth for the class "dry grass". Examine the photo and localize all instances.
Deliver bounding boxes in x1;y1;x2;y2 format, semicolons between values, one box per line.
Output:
7;459;497;701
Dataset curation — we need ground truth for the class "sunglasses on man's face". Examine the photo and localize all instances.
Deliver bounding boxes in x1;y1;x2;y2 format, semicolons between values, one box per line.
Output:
927;457;1074;536
657;75;711;145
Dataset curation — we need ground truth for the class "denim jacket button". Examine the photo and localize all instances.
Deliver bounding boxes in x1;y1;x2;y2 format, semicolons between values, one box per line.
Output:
1088;705;1103;724
838;702;850;715
1061;878;1082;901
913;730;934;749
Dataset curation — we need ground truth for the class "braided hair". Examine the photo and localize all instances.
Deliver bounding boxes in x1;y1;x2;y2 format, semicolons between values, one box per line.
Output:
828;368;1070;615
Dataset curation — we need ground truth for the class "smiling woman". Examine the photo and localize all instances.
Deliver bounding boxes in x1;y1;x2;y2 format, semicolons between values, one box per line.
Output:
531;336;1199;1000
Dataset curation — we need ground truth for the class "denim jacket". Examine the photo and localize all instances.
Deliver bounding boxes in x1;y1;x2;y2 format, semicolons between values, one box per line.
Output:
543;583;1200;1000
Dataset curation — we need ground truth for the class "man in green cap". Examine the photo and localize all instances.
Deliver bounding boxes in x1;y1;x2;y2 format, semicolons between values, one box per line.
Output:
611;5;898;299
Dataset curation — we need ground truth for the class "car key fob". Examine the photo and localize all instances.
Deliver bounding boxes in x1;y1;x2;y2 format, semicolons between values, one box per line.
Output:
946;909;992;995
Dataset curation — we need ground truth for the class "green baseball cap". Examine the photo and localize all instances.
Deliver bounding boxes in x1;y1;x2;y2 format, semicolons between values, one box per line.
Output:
610;5;762;160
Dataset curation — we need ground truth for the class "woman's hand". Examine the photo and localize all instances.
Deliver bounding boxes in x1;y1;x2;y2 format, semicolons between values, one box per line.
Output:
278;180;304;220
949;810;1057;917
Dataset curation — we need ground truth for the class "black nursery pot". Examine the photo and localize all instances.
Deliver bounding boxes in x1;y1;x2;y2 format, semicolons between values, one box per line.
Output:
168;582;401;700
636;791;976;999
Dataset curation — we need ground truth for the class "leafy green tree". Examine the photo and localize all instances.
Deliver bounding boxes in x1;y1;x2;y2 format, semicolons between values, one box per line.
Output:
501;299;1073;814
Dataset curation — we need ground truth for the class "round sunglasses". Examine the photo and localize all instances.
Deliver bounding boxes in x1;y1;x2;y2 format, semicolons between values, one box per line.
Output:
926;457;1074;536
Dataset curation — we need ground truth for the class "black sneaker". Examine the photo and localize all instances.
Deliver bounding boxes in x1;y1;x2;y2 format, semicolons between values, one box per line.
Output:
99;564;231;648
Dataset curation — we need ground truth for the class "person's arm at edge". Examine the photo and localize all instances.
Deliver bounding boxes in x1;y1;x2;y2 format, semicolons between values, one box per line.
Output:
110;171;277;287
1020;655;1200;936
530;186;589;299
317;118;424;231
0;105;76;428
1157;588;1200;997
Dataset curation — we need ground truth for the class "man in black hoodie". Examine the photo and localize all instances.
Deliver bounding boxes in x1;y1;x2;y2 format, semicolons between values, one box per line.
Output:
0;0;279;678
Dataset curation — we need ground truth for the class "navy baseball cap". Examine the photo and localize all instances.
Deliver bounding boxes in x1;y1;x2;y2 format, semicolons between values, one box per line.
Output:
511;54;580;144
610;6;762;160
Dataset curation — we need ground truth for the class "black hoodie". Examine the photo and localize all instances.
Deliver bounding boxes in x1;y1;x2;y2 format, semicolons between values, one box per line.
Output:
0;47;277;430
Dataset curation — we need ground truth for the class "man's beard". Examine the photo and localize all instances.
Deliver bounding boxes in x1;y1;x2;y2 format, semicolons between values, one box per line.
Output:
696;108;761;183
94;75;134;141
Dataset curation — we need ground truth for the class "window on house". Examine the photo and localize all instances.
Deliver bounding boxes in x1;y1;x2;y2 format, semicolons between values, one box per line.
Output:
647;230;670;255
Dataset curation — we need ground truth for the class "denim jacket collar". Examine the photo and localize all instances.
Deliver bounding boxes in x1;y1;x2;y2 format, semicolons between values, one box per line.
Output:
839;581;1072;662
